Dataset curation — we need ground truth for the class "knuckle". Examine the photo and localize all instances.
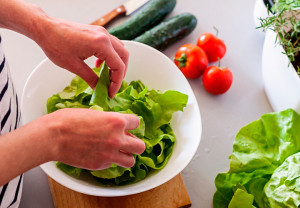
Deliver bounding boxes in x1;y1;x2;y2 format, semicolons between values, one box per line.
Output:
106;137;122;149
96;26;108;33
120;48;129;59
87;159;103;170
110;115;126;129
120;62;126;71
94;33;110;45
98;152;111;163
108;56;125;71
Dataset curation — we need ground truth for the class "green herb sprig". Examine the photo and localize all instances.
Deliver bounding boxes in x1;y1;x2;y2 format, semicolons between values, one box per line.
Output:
257;0;300;73
273;0;300;11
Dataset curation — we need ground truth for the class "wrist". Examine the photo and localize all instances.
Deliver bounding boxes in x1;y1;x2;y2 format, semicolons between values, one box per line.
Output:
0;114;60;184
14;3;53;44
38;113;64;162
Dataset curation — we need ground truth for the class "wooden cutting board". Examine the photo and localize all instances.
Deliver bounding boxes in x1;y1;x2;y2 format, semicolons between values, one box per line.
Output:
48;174;191;208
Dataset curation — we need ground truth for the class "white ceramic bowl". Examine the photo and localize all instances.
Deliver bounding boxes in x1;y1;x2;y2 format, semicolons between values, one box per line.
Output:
21;40;202;196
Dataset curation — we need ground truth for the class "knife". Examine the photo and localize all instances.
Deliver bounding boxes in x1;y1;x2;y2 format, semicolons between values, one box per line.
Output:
91;0;150;27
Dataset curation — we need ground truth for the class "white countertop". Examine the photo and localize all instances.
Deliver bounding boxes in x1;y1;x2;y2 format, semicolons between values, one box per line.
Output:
0;0;272;207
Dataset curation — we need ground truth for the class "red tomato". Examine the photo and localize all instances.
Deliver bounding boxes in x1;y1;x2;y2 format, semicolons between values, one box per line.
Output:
174;44;208;79
202;65;233;95
197;33;226;62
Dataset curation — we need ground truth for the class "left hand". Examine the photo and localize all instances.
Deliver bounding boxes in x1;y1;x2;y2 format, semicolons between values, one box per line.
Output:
36;18;129;98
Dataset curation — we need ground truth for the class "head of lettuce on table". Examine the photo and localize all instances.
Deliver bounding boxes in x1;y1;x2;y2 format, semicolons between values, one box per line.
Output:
214;108;300;208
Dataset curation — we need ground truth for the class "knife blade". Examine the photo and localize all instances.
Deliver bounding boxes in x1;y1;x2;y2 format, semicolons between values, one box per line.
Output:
124;0;149;15
91;0;150;27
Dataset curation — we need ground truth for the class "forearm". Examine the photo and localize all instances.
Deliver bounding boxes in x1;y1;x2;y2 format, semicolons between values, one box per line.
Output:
0;0;50;42
0;117;55;186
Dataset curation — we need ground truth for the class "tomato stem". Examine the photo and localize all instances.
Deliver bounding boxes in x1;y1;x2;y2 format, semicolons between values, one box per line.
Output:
213;26;219;37
175;53;187;68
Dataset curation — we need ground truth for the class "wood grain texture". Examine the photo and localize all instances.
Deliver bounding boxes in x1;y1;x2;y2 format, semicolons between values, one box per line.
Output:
48;174;191;208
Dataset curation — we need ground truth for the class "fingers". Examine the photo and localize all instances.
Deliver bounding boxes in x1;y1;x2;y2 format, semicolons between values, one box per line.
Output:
104;53;125;98
113;113;145;154
113;134;145;168
109;82;120;98
94;34;129;98
95;44;125;98
103;113;145;168
111;151;136;168
69;58;99;89
109;35;129;76
121;132;146;155
120;113;140;130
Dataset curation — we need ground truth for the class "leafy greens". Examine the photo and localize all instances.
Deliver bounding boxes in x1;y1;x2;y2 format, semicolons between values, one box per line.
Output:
213;109;300;208
47;62;188;185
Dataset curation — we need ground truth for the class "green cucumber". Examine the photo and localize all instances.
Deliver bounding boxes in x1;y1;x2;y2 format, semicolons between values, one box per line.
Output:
134;13;197;50
108;0;176;40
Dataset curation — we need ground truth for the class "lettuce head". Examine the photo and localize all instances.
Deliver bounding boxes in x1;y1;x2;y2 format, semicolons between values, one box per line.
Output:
213;109;300;208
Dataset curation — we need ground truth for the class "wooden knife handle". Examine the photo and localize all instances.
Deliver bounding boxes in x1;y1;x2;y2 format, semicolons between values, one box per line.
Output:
91;5;126;27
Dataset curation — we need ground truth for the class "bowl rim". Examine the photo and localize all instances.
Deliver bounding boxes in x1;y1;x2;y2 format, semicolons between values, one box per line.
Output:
21;40;202;196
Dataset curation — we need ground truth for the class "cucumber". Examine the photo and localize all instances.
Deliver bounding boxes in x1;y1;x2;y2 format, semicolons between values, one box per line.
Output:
133;13;197;50
108;0;176;40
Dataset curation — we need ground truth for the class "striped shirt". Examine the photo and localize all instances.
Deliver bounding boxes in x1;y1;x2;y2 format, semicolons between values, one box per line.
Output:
0;35;23;207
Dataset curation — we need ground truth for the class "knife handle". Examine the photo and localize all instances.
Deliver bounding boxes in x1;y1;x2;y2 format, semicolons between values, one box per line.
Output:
91;5;126;27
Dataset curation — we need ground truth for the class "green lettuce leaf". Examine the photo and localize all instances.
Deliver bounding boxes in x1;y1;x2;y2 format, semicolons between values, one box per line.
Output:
75;64;101;97
56;162;82;177
89;105;104;111
47;94;63;113
131;90;187;138
147;90;188;129
264;152;300;208
91;164;132;179
213;109;300;208
89;62;111;111
108;85;138;111
55;101;90;109
228;187;255;208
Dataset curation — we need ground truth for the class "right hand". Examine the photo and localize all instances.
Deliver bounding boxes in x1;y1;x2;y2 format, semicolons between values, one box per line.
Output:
44;108;145;170
35;19;129;98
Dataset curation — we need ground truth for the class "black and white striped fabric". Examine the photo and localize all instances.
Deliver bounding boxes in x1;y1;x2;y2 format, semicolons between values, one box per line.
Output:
0;35;23;208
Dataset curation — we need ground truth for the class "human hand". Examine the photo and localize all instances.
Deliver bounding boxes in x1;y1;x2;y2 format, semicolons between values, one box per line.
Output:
0;107;145;185
0;0;128;98
36;18;128;98
45;108;145;170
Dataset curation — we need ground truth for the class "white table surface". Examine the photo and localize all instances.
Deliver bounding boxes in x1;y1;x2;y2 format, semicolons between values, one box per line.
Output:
0;0;272;207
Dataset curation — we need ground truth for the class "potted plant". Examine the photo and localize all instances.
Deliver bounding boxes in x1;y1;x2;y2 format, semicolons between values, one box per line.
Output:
257;0;300;113
253;0;274;29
